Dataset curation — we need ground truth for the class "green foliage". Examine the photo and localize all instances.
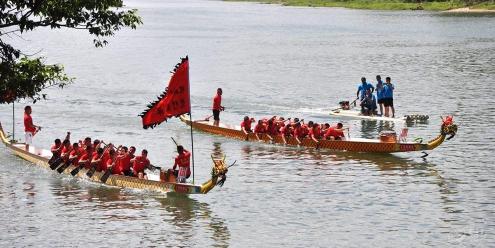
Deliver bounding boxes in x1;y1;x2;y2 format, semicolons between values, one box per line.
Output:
226;0;495;10
0;0;142;103
0;57;72;103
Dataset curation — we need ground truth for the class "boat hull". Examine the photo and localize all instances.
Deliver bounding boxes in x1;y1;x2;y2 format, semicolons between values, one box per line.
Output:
180;115;443;153
0;123;222;194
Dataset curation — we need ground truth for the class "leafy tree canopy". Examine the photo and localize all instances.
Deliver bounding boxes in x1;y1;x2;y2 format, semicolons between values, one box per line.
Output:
0;0;142;103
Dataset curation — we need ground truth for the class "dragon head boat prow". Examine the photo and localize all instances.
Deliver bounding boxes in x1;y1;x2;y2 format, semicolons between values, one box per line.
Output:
424;115;458;151
440;115;458;140
200;155;233;194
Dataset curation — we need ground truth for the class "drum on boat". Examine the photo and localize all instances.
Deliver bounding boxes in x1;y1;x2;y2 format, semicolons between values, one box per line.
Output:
379;131;397;143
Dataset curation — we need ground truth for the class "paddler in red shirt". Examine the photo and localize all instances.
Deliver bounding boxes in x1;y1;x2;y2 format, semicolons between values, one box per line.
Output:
112;146;129;175
50;139;63;158
90;147;105;172
172;145;191;183
309;122;322;148
324;123;346;140
212;88;225;126
78;146;93;169
23;106;40;151
105;147;120;173
279;123;292;145
265;118;277;142
60;139;72;163
132;149;151;179
241;116;254;141
120;146;135;176
68;143;83;166
321;123;330;134
254;120;266;141
293;122;305;145
48;138;63;166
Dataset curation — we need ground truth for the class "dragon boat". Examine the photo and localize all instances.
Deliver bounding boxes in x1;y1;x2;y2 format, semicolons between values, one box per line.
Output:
0;122;229;194
180;115;458;153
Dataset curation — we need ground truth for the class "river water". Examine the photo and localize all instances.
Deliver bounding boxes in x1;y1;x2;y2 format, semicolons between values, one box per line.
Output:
1;0;494;247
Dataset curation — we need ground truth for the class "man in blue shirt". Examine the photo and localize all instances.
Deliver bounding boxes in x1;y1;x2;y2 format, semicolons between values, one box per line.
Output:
375;75;384;116
356;77;374;102
382;77;395;117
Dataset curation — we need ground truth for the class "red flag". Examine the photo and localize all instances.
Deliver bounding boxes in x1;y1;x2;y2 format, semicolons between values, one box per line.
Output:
140;57;190;129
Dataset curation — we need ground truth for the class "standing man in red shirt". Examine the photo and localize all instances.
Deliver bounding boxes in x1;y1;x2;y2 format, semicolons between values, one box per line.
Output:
212;88;225;126
23;106;40;151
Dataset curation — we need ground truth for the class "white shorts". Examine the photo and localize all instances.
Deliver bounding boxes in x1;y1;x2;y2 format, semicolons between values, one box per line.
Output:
25;132;33;145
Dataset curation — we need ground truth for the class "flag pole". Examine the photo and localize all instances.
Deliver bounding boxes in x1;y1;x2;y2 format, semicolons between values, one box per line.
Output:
12;101;15;142
187;59;195;184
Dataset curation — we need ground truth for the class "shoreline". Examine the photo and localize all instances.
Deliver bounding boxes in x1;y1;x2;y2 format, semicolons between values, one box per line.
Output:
224;0;495;11
442;7;495;13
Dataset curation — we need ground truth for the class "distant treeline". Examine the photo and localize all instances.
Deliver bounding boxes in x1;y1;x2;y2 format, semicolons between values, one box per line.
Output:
226;0;495;10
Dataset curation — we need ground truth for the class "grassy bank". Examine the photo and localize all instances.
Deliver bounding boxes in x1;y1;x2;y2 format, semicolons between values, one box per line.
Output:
224;0;495;11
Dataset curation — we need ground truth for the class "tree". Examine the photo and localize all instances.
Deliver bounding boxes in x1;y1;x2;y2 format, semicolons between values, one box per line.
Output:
0;0;142;104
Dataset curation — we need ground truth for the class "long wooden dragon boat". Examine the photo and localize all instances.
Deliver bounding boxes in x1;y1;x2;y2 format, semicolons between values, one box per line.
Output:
0;122;229;194
180;115;458;153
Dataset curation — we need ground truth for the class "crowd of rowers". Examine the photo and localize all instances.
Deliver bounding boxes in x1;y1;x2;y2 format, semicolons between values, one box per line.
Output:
239;116;347;145
49;132;192;182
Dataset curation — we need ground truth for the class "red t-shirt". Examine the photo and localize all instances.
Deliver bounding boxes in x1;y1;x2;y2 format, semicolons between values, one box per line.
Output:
267;124;278;135
241;121;252;131
101;151;110;170
132;156;150;174
309;127;322;139
120;154;132;173
51;144;62;157
105;158;114;172
280;126;291;136
213;94;222;110
293;126;304;138
61;146;72;157
174;151;191;177
79;153;92;169
92;153;105;172
69;150;82;165
24;113;36;133
324;127;344;139
254;124;265;134
112;156;124;175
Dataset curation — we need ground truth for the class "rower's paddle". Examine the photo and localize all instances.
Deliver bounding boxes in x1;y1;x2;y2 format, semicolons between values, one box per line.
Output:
69;162;85;176
100;168;112;183
56;158;75;174
49;156;63;170
171;137;179;146
199;115;213;122
86;164;97;178
351;97;359;107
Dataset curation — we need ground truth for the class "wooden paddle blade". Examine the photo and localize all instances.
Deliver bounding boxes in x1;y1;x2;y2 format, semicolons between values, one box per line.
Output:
56;163;70;173
86;166;97;178
49;157;63;170
100;170;112;183
70;165;83;176
56;159;73;173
